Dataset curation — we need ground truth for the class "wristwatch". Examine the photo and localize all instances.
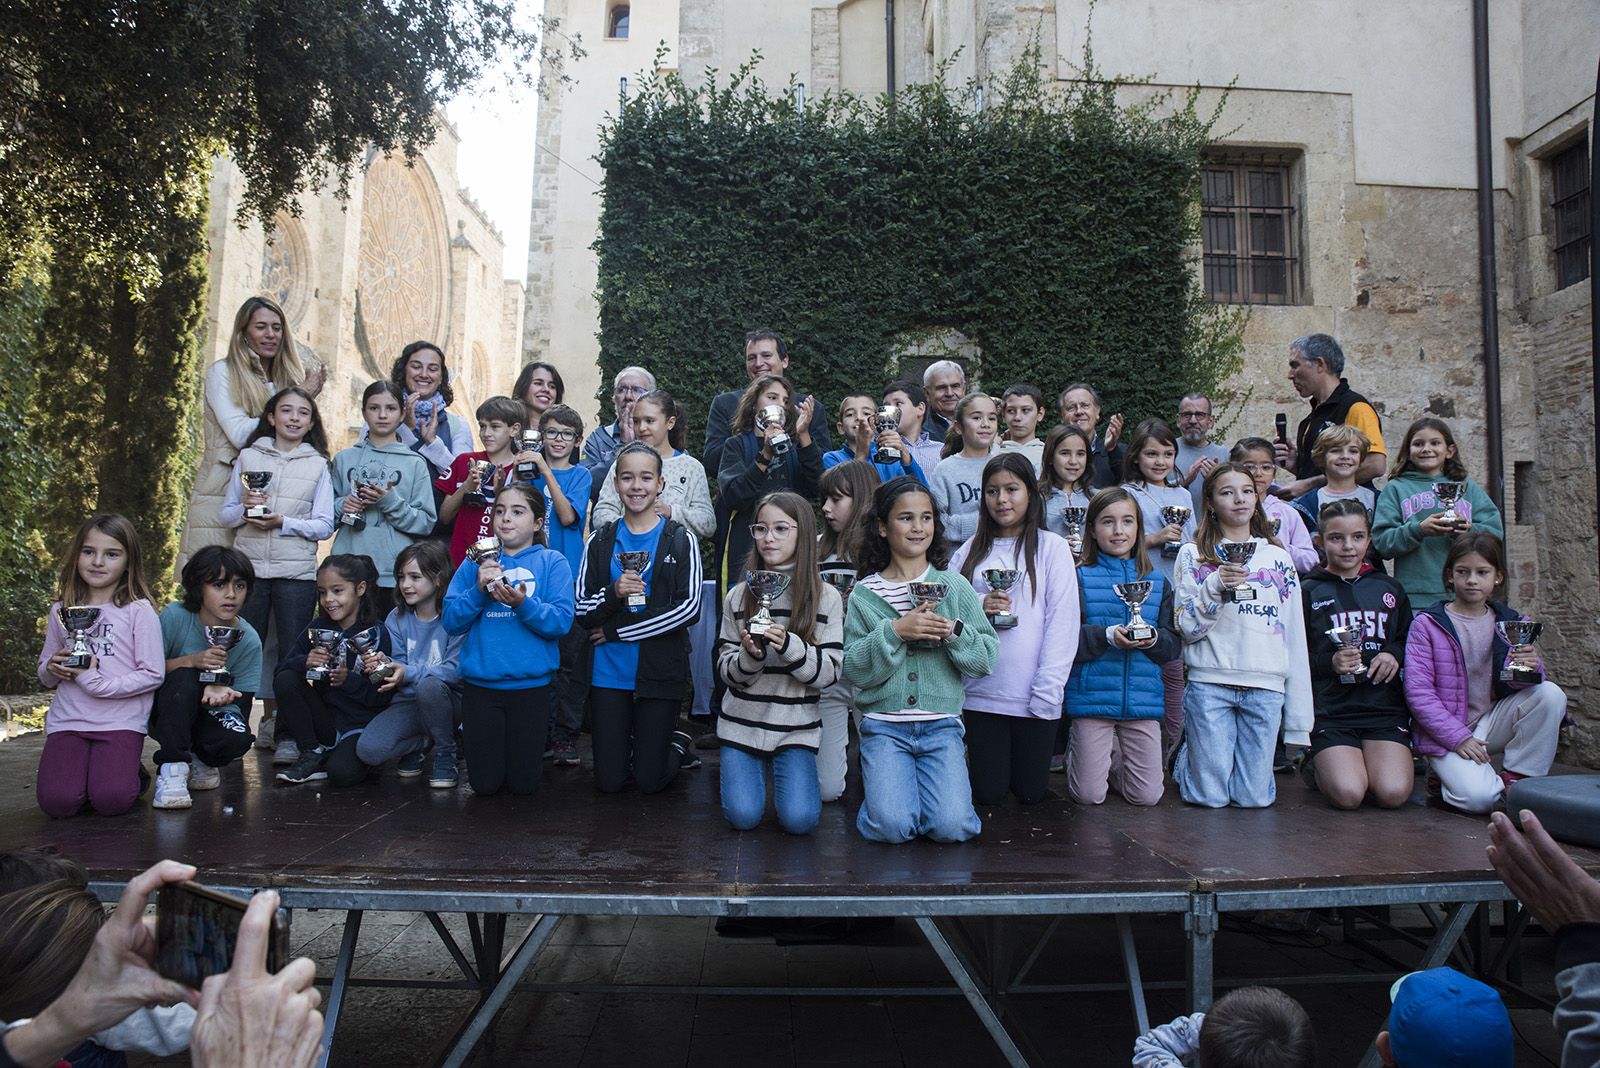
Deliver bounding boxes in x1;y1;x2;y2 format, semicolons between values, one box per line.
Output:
940;618;965;644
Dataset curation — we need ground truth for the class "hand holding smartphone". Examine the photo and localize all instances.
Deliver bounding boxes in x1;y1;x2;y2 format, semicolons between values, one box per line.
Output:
156;882;290;988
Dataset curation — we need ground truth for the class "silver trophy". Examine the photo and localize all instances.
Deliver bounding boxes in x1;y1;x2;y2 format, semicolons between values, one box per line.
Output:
304;628;344;682
198;625;242;686
757;404;791;457
982;569;1021;629
466;536;503;590
1216;541;1258;602
907;581;950;649
617;551;651;612
1160;505;1191;558
1112;581;1156;643
872;404;903;465
820;571;857;601
58;605;101;669
514;428;544;482
1433;481;1467;532
1497;620;1544;684
1269;518;1283;538
241;471;273;519
341;466;397;531
744;570;792;640
1325;624;1367;684
1061;506;1088;556
464;460;498;508
348;626;398;685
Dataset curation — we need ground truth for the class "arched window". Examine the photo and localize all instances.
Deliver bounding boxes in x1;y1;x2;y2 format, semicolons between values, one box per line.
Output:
607;4;629;38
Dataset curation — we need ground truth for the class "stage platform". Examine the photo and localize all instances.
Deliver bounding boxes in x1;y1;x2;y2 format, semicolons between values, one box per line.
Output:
0;732;1592;1068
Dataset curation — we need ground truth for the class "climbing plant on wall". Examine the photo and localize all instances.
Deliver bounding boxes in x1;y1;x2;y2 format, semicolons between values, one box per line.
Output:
593;44;1245;437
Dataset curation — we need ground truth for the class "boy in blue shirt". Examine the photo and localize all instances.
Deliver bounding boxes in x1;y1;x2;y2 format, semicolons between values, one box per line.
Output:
822;393;928;486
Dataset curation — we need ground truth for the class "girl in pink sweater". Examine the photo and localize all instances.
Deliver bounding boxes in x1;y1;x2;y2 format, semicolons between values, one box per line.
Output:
36;515;166;817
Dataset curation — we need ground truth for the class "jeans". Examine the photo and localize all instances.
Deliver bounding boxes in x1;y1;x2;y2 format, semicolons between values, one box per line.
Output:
856;716;981;844
1430;681;1567;814
719;745;820;835
815;680;856;802
462;683;551;796
357;676;462;766
590;687;680;794
964;710;1057;806
240;578;318;701
325;731;373;788
1175;681;1283;808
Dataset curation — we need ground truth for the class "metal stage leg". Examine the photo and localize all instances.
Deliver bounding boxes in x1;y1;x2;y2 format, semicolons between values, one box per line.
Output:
1186;893;1217;1013
424;911;480;985
1355;901;1478;1068
915;917;1030;1068
1116;914;1151;1036
317;909;363;1068
438;914;560;1068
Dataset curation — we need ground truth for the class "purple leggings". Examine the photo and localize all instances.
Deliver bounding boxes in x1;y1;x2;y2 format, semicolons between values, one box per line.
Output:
37;729;145;818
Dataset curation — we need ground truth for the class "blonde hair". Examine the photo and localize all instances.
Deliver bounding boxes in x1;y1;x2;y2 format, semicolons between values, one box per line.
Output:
1309;423;1371;471
225;297;310;419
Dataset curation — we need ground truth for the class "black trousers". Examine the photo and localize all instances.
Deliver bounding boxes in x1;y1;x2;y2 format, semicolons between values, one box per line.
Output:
590;687;679;795
462;682;550;796
325;734;372;788
274;667;337;750
965;710;1057;806
552;622;591;743
148;669;255;767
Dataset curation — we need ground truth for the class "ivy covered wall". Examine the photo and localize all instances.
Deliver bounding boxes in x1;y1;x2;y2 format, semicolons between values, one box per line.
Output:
593;49;1244;431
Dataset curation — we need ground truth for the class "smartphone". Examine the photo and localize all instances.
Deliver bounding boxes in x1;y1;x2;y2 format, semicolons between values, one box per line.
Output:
1275;413;1288;445
156;882;289;987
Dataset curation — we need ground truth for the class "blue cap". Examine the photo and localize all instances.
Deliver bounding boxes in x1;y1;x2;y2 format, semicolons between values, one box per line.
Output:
1387;967;1514;1068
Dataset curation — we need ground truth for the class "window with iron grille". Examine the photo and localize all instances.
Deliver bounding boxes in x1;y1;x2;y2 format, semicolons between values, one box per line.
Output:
1201;157;1301;305
1551;139;1591;290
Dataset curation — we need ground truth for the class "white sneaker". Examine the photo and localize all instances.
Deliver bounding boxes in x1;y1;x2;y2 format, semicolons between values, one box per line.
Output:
188;760;221;791
153;763;192;809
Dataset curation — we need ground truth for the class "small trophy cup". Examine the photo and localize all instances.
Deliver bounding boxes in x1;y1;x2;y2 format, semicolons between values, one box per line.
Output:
466;536;502;589
1497;620;1544;684
1216;541;1258;603
757;405;792;457
348;627;398;684
1160;505;1191;558
1269;518;1283;539
514;429;544;482
907;581;950;649
198;625;242;686
58;605;101;669
1061;506;1088;556
1325;624;1367;684
981;569;1021;629
820;571;857;601
745;570;792;640
1112;581;1156;643
617;551;651;612
465;460;498;508
872;404;903;465
1433;481;1467;533
241;471;273;519
304;628;345;682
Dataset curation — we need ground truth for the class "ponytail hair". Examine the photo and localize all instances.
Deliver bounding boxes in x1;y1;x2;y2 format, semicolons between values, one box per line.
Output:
318;554;383;628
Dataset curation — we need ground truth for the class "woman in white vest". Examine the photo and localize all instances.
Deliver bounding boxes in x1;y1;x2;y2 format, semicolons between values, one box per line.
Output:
176;296;325;572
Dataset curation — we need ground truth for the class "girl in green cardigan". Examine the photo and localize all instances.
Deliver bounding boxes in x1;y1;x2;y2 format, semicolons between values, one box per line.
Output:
843;476;998;843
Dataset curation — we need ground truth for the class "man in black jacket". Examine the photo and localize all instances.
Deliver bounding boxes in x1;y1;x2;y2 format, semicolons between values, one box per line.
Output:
701;330;831;474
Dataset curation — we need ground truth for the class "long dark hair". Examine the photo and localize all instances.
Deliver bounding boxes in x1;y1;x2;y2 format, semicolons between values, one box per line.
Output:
318;554;383;629
636;388;687;453
732;374;796;434
1193;462;1279;565
817;460;880;563
960;452;1044;601
245;386;331;457
1443;530;1507;600
512;360;566;408
1121;418;1178;484
389;340;453;406
1077;487;1152;577
857;476;948;576
941;391;997;459
738;492;821;644
1391;416;1469;481
1041;423;1094;494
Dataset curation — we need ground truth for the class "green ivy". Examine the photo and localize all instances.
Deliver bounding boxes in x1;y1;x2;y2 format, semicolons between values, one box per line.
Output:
593;45;1244;435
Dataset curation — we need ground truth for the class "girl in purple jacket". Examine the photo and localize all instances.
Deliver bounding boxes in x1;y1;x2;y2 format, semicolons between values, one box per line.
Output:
1404;533;1565;814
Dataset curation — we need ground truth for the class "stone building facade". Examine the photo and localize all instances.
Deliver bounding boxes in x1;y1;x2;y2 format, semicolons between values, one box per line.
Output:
204;116;526;452
527;0;1598;751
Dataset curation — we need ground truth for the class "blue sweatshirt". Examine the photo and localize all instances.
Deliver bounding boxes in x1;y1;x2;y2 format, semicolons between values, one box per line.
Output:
382;608;464;697
441;542;575;689
821;447;928;487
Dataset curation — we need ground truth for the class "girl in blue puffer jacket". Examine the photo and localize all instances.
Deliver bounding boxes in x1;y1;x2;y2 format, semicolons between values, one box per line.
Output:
1064;488;1181;806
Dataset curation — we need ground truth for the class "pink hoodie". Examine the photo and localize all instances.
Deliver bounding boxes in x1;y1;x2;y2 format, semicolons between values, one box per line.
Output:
38;599;165;734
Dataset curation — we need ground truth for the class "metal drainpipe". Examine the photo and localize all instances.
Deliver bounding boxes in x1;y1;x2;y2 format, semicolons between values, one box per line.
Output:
1590;55;1600;576
1473;0;1506;512
886;0;896;100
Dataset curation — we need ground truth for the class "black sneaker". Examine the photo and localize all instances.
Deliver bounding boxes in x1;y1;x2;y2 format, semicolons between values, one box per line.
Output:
276;749;327;784
670;730;702;770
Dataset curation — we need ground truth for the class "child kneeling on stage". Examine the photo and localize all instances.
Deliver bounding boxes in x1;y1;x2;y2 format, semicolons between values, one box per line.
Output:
1405;533;1565;814
843;476;998;843
443;483;575;797
715;492;843;835
151;546;263;809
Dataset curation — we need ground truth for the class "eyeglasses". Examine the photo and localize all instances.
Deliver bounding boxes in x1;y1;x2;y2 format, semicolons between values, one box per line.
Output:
1178;411;1211;420
749;523;797;539
1240;462;1276;474
541;428;577;442
614;385;648;399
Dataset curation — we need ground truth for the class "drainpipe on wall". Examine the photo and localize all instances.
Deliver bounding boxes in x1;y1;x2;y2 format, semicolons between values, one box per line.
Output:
1472;0;1506;512
1590;55;1600;577
886;0;896;101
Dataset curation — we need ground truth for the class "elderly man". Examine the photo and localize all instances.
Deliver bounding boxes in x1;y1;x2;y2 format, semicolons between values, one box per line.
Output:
922;360;966;441
1275;333;1386;497
582;365;655;479
1057;383;1125;487
1175;392;1231;508
701;329;832;473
